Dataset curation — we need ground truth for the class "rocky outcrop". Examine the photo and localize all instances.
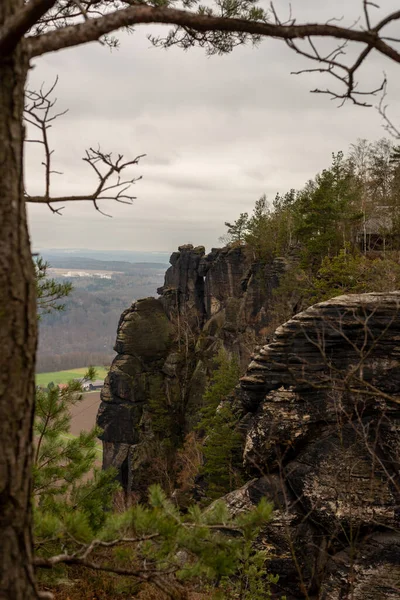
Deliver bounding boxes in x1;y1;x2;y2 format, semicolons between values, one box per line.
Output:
98;244;285;493
98;297;175;491
98;245;400;599
226;292;400;598
158;244;286;360
157;244;206;325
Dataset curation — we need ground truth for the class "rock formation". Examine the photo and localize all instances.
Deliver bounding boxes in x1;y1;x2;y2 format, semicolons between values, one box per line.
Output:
229;291;400;598
98;296;174;491
98;244;284;493
97;244;400;598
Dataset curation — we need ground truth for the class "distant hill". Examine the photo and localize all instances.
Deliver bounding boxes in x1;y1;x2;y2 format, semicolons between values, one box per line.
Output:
38;248;171;265
41;255;167;273
37;253;168;373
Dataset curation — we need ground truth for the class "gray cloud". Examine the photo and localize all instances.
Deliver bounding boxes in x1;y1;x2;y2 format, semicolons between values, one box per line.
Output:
27;1;400;253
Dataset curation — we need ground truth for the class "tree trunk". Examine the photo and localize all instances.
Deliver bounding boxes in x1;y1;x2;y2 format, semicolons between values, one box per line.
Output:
0;2;38;598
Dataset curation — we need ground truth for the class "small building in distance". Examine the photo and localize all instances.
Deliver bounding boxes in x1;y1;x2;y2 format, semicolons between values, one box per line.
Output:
358;207;394;252
79;379;104;391
87;380;104;391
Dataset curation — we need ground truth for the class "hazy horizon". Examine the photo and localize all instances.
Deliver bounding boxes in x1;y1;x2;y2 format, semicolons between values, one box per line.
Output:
26;1;400;252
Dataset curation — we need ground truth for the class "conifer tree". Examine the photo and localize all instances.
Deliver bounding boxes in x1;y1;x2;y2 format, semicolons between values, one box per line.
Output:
33;377;277;599
35;256;73;318
197;350;244;499
33;370;120;537
224;213;249;244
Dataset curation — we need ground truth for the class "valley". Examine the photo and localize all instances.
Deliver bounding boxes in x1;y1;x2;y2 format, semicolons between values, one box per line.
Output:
36;251;167;373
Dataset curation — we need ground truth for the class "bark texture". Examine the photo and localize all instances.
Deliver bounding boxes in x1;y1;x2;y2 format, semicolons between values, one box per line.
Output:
0;1;38;597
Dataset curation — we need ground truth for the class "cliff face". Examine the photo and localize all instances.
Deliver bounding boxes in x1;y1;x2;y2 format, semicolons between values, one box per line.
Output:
97;247;400;598
98;297;174;491
98;244;284;492
230;292;400;598
157;243;286;359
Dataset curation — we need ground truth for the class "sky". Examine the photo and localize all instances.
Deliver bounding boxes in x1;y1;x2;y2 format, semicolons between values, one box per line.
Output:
26;0;400;254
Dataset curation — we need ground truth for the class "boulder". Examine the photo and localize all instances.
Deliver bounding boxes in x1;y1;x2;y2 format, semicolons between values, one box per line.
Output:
235;292;400;598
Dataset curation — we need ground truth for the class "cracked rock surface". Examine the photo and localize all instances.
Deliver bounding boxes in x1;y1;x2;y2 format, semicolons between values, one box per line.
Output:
229;292;400;598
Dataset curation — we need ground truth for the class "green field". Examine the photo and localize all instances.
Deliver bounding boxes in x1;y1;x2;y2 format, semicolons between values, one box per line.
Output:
36;366;108;387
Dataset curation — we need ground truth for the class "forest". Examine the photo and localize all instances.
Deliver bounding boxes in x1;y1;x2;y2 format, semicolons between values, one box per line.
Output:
223;138;400;324
36;258;166;372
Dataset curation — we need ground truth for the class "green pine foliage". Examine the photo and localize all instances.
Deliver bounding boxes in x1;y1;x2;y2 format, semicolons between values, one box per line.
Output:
310;247;400;303
33;369;120;539
36;481;276;597
34;266;119;544
224;212;249;244
35;429;277;597
35;256;73;318
197;350;244;499
293;152;363;267
272;247;400;316
224;138;400;323
201;404;245;499
198;349;240;428
244;195;276;261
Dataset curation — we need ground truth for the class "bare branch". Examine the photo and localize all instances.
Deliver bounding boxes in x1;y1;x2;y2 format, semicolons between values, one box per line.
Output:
363;1;377;30
34;552;180;599
378;79;400;139
21;3;400;109
25;5;400;63
26;147;145;216
24;79;144;215
24;76;67;210
286;27;385;107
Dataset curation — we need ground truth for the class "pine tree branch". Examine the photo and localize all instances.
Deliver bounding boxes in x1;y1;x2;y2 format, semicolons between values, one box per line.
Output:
34;550;180;599
25;5;400;63
0;0;57;54
23;4;400;105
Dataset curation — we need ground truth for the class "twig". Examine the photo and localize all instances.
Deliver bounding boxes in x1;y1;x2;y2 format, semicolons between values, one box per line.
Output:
24;79;145;215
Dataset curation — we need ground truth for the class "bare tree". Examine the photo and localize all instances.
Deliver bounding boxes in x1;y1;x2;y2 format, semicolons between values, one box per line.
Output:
2;2;400;598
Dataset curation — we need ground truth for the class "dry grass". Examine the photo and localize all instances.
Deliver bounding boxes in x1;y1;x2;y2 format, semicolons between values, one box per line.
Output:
39;567;212;600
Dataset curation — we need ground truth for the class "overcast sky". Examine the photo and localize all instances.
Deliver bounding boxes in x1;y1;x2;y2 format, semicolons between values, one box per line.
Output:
26;0;400;254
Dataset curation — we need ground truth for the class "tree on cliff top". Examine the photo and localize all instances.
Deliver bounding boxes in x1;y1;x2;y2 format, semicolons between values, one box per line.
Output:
2;2;400;598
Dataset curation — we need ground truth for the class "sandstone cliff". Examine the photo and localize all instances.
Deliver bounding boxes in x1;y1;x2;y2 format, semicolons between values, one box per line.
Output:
229;291;400;598
98;244;285;494
97;247;400;598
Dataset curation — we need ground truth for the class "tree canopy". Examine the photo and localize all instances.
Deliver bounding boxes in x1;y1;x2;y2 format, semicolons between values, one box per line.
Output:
223;138;400;322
